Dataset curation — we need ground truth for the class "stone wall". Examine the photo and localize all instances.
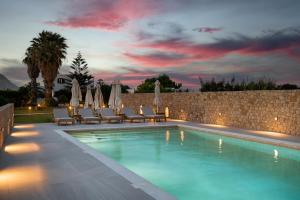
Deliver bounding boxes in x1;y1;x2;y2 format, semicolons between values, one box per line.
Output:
0;104;14;149
122;90;300;135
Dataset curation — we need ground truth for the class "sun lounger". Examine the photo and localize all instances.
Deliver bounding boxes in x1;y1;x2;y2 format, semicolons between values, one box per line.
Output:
97;108;123;123
124;107;145;122
79;108;101;124
142;106;166;122
53;108;74;125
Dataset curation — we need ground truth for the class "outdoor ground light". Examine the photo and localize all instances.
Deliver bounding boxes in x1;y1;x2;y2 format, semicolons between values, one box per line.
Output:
28;106;32;110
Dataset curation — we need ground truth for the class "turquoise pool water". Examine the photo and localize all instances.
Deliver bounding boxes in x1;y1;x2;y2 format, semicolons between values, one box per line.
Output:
71;127;300;200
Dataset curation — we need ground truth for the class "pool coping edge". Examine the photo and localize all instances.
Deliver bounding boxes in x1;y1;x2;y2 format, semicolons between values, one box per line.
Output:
179;124;300;150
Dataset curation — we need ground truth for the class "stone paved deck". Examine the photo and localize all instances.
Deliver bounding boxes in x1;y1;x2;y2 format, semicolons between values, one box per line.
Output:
1;121;300;200
0;123;171;200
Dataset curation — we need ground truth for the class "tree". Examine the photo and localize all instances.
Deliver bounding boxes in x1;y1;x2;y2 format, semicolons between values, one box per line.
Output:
23;47;40;106
65;52;93;90
29;30;68;103
136;74;182;93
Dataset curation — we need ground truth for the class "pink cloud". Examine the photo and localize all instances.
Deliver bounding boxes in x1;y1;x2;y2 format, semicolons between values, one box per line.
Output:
47;0;162;30
136;38;230;62
124;52;192;67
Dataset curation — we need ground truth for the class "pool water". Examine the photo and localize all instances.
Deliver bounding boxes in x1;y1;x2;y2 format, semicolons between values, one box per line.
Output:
71;127;300;200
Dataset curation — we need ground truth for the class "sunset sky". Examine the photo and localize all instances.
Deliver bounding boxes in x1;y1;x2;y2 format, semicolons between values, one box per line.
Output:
0;0;300;88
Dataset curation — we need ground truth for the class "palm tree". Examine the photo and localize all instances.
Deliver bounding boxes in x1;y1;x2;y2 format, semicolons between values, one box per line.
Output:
23;47;40;106
30;31;68;103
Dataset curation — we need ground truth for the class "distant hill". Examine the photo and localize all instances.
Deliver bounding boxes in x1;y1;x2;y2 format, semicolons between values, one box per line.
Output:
0;73;18;90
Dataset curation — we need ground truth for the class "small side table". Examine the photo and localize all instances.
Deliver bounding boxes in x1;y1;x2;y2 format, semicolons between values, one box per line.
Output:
156;112;167;122
73;114;82;124
117;113;125;122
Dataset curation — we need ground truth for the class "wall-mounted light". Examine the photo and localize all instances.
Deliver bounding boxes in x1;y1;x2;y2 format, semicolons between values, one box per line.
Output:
68;106;72;110
165;107;169;118
28;106;32;110
139;105;143;115
102;105;106;108
274;117;278;121
121;104;124;108
218;112;222;116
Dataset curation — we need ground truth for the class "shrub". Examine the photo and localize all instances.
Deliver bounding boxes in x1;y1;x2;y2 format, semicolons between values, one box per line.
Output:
0;96;8;106
58;95;68;104
45;98;58;107
200;77;299;92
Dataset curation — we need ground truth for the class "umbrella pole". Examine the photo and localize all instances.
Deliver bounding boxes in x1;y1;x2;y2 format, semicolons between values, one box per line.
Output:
73;107;77;115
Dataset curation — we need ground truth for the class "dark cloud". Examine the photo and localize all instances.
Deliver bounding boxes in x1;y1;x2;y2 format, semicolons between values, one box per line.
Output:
135;31;157;41
136;28;300;61
0;59;72;86
0;58;29;86
148;21;185;34
0;58;21;66
193;27;223;33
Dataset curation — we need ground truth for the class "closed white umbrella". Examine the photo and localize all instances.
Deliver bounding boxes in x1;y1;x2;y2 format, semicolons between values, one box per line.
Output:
70;78;82;114
115;80;122;113
84;85;93;109
108;80;116;109
153;80;161;112
94;83;104;109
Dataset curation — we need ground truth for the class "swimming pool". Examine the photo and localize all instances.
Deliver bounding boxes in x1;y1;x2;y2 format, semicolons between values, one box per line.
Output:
70;126;300;200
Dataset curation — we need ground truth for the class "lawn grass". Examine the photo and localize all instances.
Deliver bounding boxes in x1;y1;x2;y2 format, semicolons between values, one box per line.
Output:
14;107;53;114
14;107;53;124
